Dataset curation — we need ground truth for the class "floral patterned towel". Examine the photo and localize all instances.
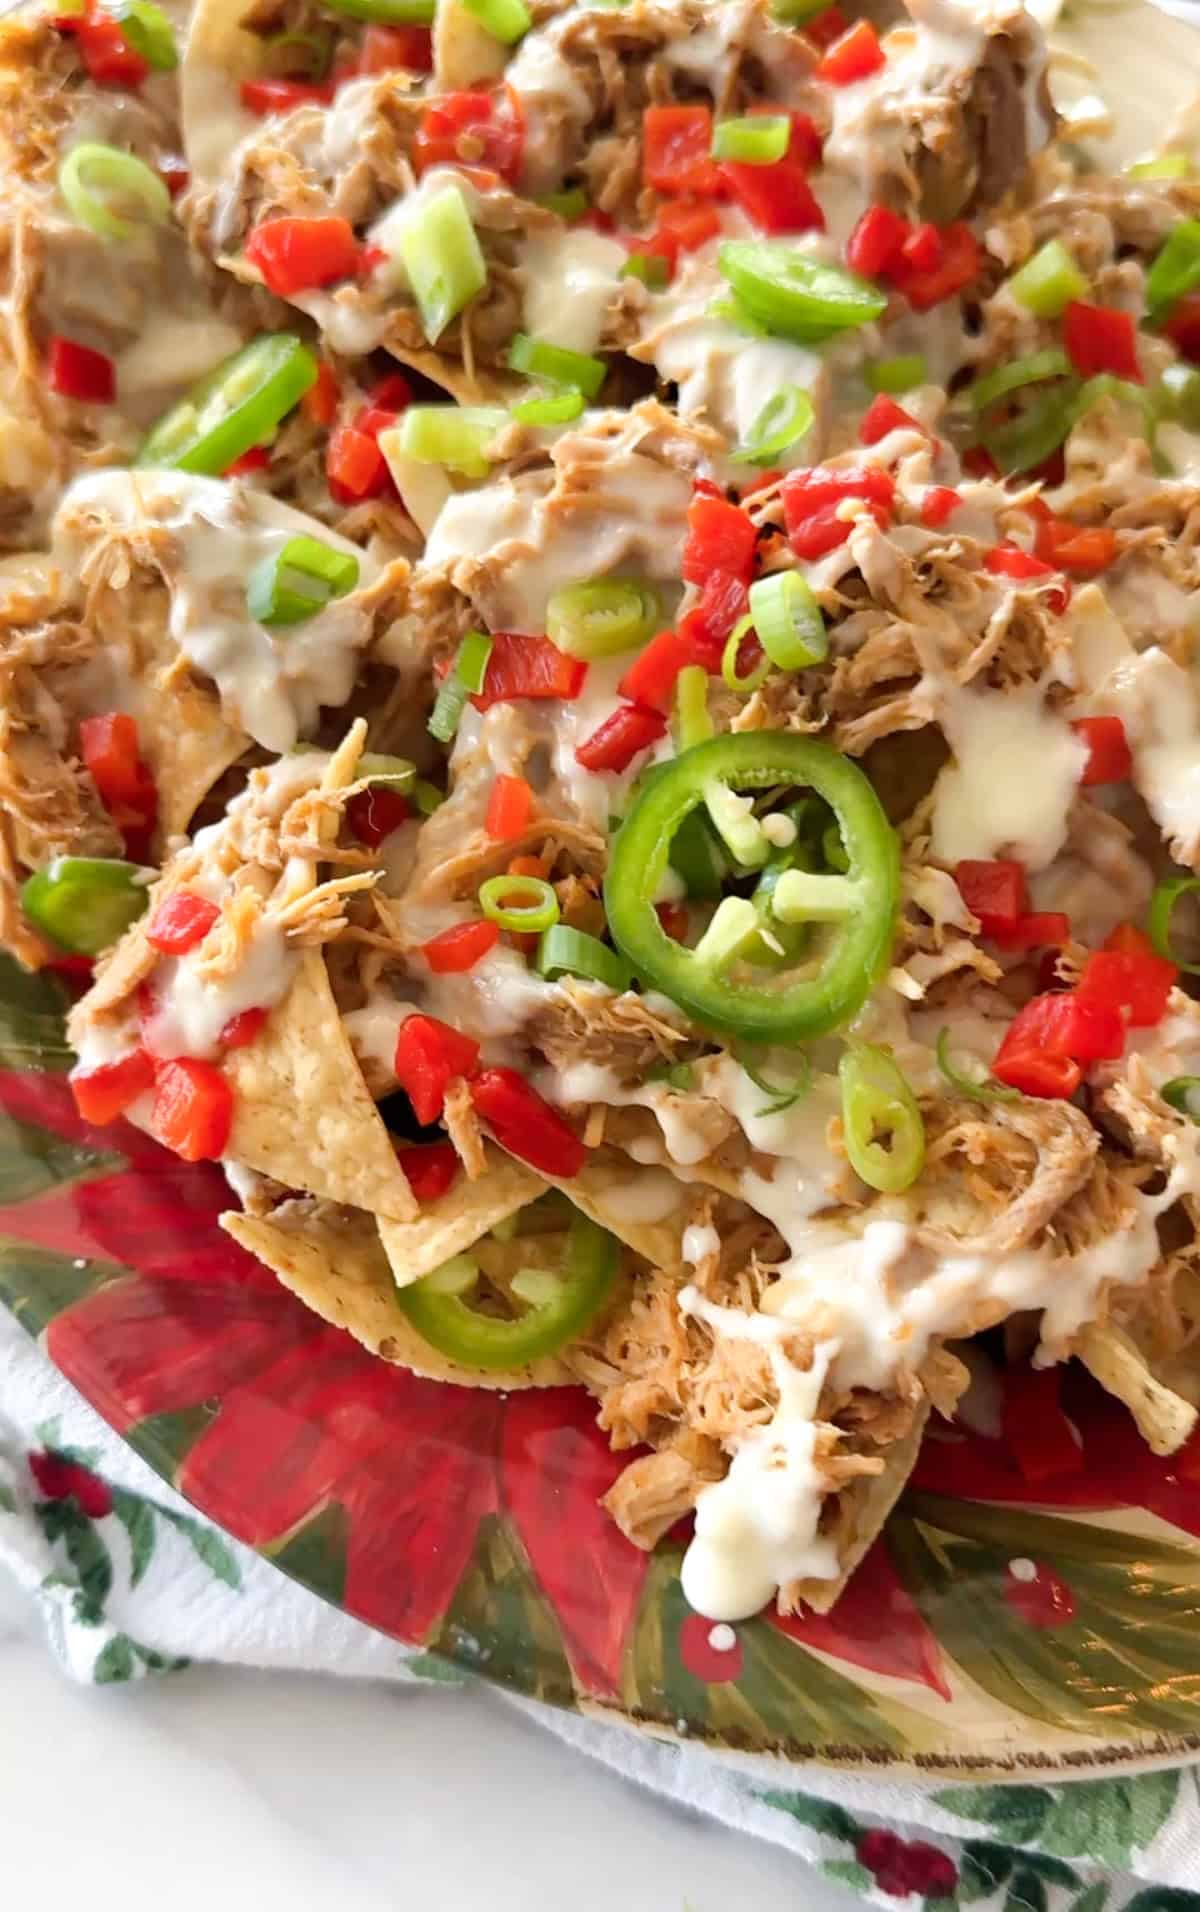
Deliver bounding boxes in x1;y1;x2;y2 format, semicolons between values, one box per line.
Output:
2;1307;1198;1912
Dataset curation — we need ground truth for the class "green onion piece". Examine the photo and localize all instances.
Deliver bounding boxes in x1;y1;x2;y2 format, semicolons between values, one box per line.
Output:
136;334;317;475
357;752;417;790
1007;240;1088;319
822;821;849;873
412;778;445;814
1161;1076;1200;1121
21;857;149;956
935;1025;1018;1104
621;252;670;291
733;1042;811;1116
675;664;713;752
457;629;493;694
839;1045;925;1193
546;578;660;659
709;294;771;338
246;535;359;627
507;333;607;398
459;0;530;41
721;614;769;695
58;142;170;243
865;354;926;395
771;867;858;922
704;781;769;870
748;572;827;672
262;29;333;78
538;186;588;220
1127;154;1190;180
769;0;832;17
537;924;632;991
112;0;177;69
731;385;814;466
711;115;790;165
479;873;560;933
1160;362;1200;430
668;807;726;899
1149;875;1200;975
692;895;760;971
511;388;585;426
321;0;436;23
718;241;887;344
968;347;1073;414
1146;219;1200;321
428;630;493;741
399;186;486;344
395;403;507;478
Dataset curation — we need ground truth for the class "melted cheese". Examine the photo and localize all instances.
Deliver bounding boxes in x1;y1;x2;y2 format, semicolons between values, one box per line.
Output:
930;682;1087;871
519;228;628;355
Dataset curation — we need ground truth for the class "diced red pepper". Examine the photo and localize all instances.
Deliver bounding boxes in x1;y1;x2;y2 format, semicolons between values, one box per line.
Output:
859;394;922;445
146;890;220;956
469;1066;586;1178
991;1050;1082;1099
721;158;824;236
1071;714;1131;787
783;462;895;559
394;1014;480;1126
954;858;1028;936
244;217;362;297
302;360;340;427
921;485;962;527
225;446;270;477
240;77;334;114
1163;291;1200;366
421;920;499;974
1077;923;1177;1029
890;221;980;312
988;911;1070;952
471;632;587;709
675;570;750;668
345;786;412;847
803;3;848;50
158;156;190;199
900;222;942;273
414;88;524;187
70;1049;154;1127
484;774;534;842
79;713;141;808
326;425;388;505
644;197;722;267
845;204;910;279
1063;300;1142;383
618;631;695;712
1003;1365;1083;1483
218;1007;269;1051
814;19;885;85
357;24;433;72
397;1140;460;1203
47;336;115;404
994;991;1125;1079
575;703;667;775
76;8;149;87
643;105;725;198
151;1057;234;1162
984;542;1070;613
1032;514;1117;577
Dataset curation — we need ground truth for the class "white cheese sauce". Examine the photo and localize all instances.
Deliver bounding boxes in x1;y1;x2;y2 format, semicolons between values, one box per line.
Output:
519;228;628;356
930;681;1087;871
142;920;295;1063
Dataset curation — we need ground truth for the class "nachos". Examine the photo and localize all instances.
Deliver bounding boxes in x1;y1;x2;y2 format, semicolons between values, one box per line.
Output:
8;0;1200;1624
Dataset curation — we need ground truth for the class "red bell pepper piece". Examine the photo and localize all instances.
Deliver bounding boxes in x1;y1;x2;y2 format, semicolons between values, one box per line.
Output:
224;446;270;477
814;19;885;84
991;1050;1082;1099
484;774;534;841
302;360;340;427
988;911;1070;952
676;570;750;668
721;158;824;236
326;425;388;505
420;920;500;974
920;486;962;527
845;204;910;279
146;890;220;956
890;221;980;311
151;1057;234;1162
682;492;756;586
1003;1364;1083;1482
859;394;922;445
158;156;190;198
240;77;334;114
647;197;722;264
469;1067;586;1177
901;223;942;272
1070;714;1131;787
575;703;667;774
783;463;895;559
1163;291;1200;366
995;991;1125;1077
358;24;433;72
76;8;149;87
345;786;412;847
642;104;724;197
47;336;115;404
618;631;695;712
394;1015;480;1125
79;713;141;807
244;217;362;297
803;3;848;50
1033;515;1117;577
415;87;523;185
1063;300;1142;383
471;632;587;709
954;858;1028;936
70;1049;155;1127
984;542;1070;613
218;1007;269;1050
397;1140;460;1203
1077;923;1177;1028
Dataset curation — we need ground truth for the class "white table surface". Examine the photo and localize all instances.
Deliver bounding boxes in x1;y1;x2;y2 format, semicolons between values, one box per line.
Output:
0;1568;857;1912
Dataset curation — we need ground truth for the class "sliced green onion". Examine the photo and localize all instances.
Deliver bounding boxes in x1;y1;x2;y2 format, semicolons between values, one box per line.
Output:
546;578;660;659
136;334;316;476
839;1045;925;1193
538;186;589;220
692;895;761;971
675;664;713;752
456;628;493;694
1161;1076;1200;1121
322;0;436;24
769;0;833;18
428;631;492;742
1149;875;1200;975
20;857;148;956
721;615;769;695
511;388;585;426
246;535;359;626
968;347;1072;414
112;0;177;69
412;778;445;814
399;186;486;344
58;142;170;243
357;752;417;790
1160;362;1200;430
459;0;531;42
730;385;814;466
935;1026;1018;1104
865;354;926;396
1127;154;1190;180
711;115;790;165
704;781;769;870
733;1043;811;1117
718;241;887;344
621;252;670;291
1007;240;1087;319
394;403;507;478
748;572;827;672
537;924;632;991
507;333;607;398
479;873;560;933
1146;219;1200;321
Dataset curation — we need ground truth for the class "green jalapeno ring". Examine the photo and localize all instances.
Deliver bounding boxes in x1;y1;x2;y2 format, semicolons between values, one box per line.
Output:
21;856;150;956
604;733;899;1043
135;334;318;476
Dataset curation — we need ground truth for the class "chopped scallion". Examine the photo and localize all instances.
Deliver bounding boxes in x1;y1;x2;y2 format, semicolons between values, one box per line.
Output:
428;630;493;742
246;535;359;626
511;388;586;426
479;873;560;933
692;895;760;971
721;614;769;695
748;571;827;672
459;0;531;41
1127;154;1190;180
1161;1076;1200;1121
711;115;790;166
1146;218;1200;320
675;664;713;751
538;186;589;220
112;0;177;69
546;578;660;658
393;404;507;477
58;142;170;243
935;1026;1018;1103
865;354;926;395
536;924;632;991
1007;240;1087;319
620;252;670;290
398;186;486;343
1148;875;1200;974
507;333;607;398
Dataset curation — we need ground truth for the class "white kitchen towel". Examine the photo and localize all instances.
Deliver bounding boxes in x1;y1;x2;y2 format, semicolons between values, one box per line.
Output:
1;1308;1198;1912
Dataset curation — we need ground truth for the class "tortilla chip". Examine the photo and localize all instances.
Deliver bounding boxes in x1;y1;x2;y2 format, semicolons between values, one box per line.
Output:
542;1149;695;1270
784;1404;930;1615
378;1143;546;1287
1076;1320;1198;1457
226;949;418;1223
223;1197;573;1388
383;343;522;410
432;0;508;92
